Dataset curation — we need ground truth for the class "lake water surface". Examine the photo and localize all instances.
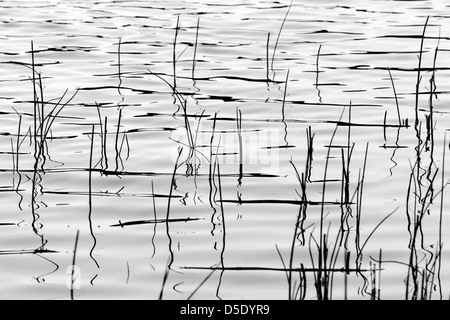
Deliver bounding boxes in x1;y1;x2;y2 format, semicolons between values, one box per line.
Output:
1;0;450;300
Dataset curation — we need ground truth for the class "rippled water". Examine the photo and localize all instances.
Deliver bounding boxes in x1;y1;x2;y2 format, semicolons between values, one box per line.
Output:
1;0;450;300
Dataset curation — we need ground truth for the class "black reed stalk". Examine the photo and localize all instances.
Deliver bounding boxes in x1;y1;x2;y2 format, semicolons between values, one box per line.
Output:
322;232;329;299
317;110;344;299
266;32;270;81
425;34;439;159
387;67;402;126
158;256;171;300
271;1;292;71
327;219;346;298
437;133;446;299
236;108;243;186
150;69;197;168
289;264;306;300
39;88;78;150
344;250;350;300
282;69;289;146
377;249;382;300
216;160;226;264
208;114;218;233
31;41;38;158
70;229;80;300
282;69;289;119
187;267;217;300
16;114;22;173
166;147;183;269
191;110;206;180
151;181;157;258
148;69;186;107
103;116;108;170
315;44;322;87
192;18;200;79
37;73;45;148
405;163;418;300
355;143;369;260
10;139;15;173
118;37;122;85
94;103;105;169
305;126;314;182
339;103;353;247
10;110;22;174
119;132;130;161
216;157;227;299
114;108;122;172
414;16;429;130
173;16;181;88
360;208;397;254
88;125;100;268
288;163;307;299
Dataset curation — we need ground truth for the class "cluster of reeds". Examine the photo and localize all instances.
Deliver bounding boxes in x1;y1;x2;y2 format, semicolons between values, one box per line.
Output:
6;12;448;300
148;16;205;177
403;17;447;300
86;15;450;300
22;42;77;237
273;16;448;301
93;103;130;174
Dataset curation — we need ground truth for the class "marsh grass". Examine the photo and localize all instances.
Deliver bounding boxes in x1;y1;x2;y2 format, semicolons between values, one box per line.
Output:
268;17;446;300
27;42;78;235
88;125;100;269
4;15;449;301
148;69;207;176
270;1;292;77
401;17;449;300
96;17;447;300
191;18;200;80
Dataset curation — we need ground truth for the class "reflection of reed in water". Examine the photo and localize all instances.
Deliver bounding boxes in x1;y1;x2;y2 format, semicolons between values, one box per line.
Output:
28;42;78;247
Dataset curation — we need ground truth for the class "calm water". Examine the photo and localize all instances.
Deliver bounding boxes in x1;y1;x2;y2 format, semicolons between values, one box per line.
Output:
1;0;450;300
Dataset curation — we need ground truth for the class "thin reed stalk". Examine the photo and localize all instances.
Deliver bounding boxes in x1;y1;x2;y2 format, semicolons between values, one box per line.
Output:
31;41;38;157
151;181;158;259
387;67;402;126
414;16;429;131
187;267;217;300
114;108;123;172
70;229;80;300
266;32;270;81
88;125;99;268
316;110;345;299
173;16;181;88
94;103;106;169
166;147;183;269
117;37;122;92
344;250;350;300
355;143;369;262
282;70;289;146
192;18;200;79
288;161;308;299
103;116;109;170
215;158;227;299
236;108;243;186
305;126;314;182
158;257;171;300
270;1;292;72
208;114;219;234
315;44;322;87
437;133;446;299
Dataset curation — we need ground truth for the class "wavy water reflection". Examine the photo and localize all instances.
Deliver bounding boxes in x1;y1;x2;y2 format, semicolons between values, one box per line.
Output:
0;0;450;300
